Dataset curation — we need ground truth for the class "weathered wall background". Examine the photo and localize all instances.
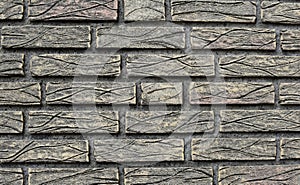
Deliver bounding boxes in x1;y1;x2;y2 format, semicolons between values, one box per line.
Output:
0;0;300;184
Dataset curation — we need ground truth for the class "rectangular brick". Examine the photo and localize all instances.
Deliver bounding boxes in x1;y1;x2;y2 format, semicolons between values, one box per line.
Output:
0;112;23;134
0;140;88;163
0;54;24;76
29;168;118;185
127;54;214;77
46;82;135;105
219;165;300;185
189;82;274;104
97;26;185;49
141;83;182;105
29;0;118;21
280;83;300;104
1;26;90;49
30;54;120;77
0;0;23;20
281;138;300;159
0;82;41;105
281;30;300;50
191;27;276;50
192;138;276;160
172;0;256;23
28;111;118;134
0;168;23;184
220;110;300;132
126;111;214;134
125;167;213;185
94;139;184;162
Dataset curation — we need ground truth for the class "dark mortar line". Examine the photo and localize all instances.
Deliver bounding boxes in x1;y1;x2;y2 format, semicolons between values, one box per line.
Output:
213;164;219;185
276;133;281;162
23;167;28;185
119;166;125;185
118;0;125;24
88;139;97;167
184;135;192;161
165;0;172;22
23;0;29;24
256;0;262;26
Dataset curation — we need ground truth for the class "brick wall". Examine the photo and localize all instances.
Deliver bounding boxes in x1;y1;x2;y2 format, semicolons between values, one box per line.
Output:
0;0;300;184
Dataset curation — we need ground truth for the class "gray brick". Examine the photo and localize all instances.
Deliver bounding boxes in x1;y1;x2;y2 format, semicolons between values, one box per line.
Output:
281;138;300;159
0;112;23;134
280;83;300;104
0;168;23;185
281;30;300;50
0;54;24;76
0;0;23;20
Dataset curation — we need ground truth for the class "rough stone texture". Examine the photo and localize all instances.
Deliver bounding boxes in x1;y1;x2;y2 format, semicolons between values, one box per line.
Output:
281;138;300;159
46;82;136;105
97;26;185;49
0;112;23;134
0;168;23;185
220;110;300;132
29;168;119;185
219;165;300;185
262;1;300;24
141;83;182;105
0;140;88;163
125;167;213;185
124;0;165;21
28;111;119;134
126;111;214;133
172;0;256;23
0;54;24;76
189;82;274;104
94;139;184;162
29;0;118;21
192;138;276;160
127;54;214;77
280;83;300;104
191;27;276;50
219;55;300;77
281;30;300;50
0;82;41;105
30;54;120;76
1;26;90;48
0;0;23;20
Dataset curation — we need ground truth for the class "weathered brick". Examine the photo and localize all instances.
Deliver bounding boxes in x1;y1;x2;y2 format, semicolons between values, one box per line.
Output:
46;82;135;105
0;112;23;134
0;168;23;185
141;83;182;105
262;1;300;24
126;111;214;133
28;111;118;134
29;168;118;185
127;54;214;77
280;83;300;104
220;110;300;132
29;0;118;21
0;82;41;105
0;0;23;20
97;26;185;49
94;139;184;162
192;138;276;160
281;138;300;159
124;0;165;21
125;167;213;185
189;82;274;104
172;0;256;23
1;26;90;49
0;54;24;76
30;54;120;76
191;27;276;50
281;30;300;50
219;165;300;185
0;140;88;163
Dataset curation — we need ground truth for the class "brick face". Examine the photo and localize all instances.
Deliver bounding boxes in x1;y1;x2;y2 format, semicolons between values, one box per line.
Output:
0;112;23;134
0;0;23;20
0;54;24;76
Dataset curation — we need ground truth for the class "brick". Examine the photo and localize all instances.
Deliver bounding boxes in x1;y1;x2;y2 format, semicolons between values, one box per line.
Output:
191;27;276;50
192;138;276;160
0;82;41;105
0;168;23;185
28;111;118;134
46;82;135;105
219;165;300;185
124;0;165;21
280;83;300;104
94;139;184;162
0;0;23;20
126;111;214;133
125;167;213;185
97;26;185;49
0;54;24;76
141;83;182;105
0;112;23;134
262;1;300;24
172;0;256;23
281;138;300;159
30;54;120;77
29;168;118;185
1;26;90;49
220;110;300;132
281;30;300;50
127;54;214;77
0;140;88;163
189;82;274;104
29;0;117;21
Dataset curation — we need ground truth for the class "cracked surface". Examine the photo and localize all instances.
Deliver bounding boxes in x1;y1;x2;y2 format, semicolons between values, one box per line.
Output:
0;0;23;20
280;83;300;104
281;30;300;50
0;54;24;76
281;138;300;159
0;168;23;185
0;112;23;134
